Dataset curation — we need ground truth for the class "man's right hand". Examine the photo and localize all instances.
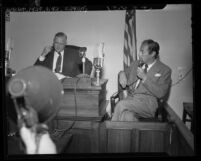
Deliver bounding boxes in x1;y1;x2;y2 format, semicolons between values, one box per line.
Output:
119;71;127;88
41;46;52;57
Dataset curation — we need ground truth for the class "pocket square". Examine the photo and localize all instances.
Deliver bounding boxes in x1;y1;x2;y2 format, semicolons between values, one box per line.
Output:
154;73;161;77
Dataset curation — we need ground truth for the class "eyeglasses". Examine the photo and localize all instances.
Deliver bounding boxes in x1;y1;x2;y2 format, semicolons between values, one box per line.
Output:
53;42;66;46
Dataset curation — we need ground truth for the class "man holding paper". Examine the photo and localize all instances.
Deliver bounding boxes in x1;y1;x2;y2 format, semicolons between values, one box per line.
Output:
34;32;92;79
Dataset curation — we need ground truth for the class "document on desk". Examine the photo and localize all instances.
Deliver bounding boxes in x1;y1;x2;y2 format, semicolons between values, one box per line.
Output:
54;72;71;80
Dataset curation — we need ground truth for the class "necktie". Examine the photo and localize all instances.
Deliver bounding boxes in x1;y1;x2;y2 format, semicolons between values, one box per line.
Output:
55;52;62;73
144;64;148;73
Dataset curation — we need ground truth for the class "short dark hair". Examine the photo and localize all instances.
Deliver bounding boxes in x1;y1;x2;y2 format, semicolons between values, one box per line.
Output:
141;39;160;59
54;32;67;40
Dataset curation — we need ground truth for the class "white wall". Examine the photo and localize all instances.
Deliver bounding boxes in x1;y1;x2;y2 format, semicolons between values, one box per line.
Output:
6;5;193;118
6;10;125;102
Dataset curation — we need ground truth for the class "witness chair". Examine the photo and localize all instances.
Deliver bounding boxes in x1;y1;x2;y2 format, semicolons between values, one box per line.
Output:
110;86;168;122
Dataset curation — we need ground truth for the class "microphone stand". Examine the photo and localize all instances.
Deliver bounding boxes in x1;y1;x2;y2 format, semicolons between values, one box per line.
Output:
77;50;91;87
80;51;86;75
78;48;89;78
93;57;103;86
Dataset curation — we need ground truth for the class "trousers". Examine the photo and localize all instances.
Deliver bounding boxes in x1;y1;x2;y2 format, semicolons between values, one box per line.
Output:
111;95;157;121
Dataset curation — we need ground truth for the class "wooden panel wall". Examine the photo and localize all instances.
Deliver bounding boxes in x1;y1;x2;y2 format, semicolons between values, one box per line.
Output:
49;104;194;155
54;120;105;153
105;121;170;153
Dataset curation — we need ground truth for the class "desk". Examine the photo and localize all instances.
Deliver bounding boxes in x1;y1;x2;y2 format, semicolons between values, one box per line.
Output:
52;78;108;153
56;78;108;120
182;102;194;134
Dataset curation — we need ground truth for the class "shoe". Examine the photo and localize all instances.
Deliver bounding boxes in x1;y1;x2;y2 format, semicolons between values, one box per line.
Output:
101;113;111;122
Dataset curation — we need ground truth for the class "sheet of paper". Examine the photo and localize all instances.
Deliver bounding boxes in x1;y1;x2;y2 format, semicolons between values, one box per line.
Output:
54;72;66;80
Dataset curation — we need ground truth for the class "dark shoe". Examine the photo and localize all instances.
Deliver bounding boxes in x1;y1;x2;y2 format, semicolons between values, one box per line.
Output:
101;113;111;122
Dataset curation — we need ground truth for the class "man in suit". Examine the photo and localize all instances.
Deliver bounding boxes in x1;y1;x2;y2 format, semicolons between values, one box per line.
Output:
34;32;92;78
111;39;172;121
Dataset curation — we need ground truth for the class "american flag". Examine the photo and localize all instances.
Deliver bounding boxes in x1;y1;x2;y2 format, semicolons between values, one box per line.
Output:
123;10;137;70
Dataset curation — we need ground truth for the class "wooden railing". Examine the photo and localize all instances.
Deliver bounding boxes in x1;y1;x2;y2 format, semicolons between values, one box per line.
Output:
102;103;194;155
50;102;194;155
165;103;194;155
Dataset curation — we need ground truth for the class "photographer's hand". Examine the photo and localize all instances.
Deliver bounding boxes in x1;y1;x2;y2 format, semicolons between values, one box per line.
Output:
20;124;37;154
119;71;127;88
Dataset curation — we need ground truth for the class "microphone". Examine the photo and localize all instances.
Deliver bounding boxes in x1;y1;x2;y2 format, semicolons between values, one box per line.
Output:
79;47;87;57
135;60;145;89
138;59;144;68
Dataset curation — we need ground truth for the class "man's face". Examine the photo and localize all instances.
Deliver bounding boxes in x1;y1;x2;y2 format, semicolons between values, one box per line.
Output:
139;44;155;64
53;36;67;52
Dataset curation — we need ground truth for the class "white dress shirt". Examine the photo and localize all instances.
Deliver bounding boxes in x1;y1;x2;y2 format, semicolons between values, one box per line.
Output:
146;59;157;72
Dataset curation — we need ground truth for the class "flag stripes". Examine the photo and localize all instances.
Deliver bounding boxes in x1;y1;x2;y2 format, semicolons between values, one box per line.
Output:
123;10;137;70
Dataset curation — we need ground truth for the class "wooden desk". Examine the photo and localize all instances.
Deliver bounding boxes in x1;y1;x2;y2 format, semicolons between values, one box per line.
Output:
52;78;108;153
56;78;108;120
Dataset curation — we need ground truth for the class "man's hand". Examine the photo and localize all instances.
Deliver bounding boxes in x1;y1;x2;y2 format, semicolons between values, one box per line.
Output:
20;124;57;154
119;71;127;88
137;67;147;82
41;46;52;57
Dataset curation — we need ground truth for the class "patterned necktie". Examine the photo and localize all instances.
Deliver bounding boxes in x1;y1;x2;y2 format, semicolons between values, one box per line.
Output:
144;64;148;73
55;52;62;73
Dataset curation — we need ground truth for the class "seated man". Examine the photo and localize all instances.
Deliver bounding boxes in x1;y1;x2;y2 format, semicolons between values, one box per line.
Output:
34;32;92;78
111;39;172;121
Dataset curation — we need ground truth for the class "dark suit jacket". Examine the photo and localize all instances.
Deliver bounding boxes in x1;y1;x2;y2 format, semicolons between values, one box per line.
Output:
34;45;92;78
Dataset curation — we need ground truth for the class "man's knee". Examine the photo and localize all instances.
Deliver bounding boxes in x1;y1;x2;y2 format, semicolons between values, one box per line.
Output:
115;100;128;111
120;110;138;122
